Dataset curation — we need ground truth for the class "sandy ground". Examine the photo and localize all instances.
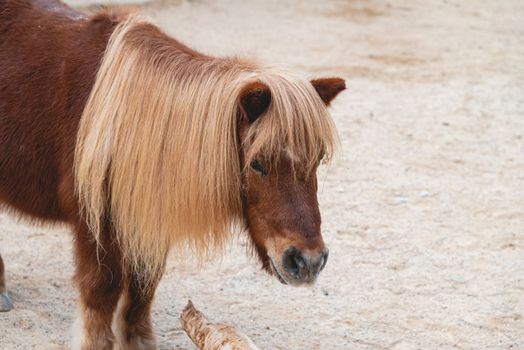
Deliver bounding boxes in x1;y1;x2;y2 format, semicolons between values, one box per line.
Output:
1;0;523;349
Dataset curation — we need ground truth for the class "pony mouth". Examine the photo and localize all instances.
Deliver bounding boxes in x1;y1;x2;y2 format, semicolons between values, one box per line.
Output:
269;258;288;285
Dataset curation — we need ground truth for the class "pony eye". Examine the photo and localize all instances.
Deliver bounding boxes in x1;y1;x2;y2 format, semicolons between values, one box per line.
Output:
250;160;268;176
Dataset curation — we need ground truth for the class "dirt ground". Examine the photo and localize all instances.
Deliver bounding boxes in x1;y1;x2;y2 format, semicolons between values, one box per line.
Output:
1;0;523;349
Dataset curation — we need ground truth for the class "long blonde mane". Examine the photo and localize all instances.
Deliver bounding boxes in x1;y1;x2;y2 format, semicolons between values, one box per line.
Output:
74;15;337;285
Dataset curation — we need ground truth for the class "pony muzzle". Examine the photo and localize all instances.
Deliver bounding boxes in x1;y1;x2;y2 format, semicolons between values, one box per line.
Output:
270;246;329;286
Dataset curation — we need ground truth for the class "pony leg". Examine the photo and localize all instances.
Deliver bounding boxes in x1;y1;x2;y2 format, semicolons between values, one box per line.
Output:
0;254;14;312
72;225;124;350
113;265;165;350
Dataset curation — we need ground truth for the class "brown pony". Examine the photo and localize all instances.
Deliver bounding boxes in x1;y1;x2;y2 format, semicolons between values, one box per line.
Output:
0;0;346;348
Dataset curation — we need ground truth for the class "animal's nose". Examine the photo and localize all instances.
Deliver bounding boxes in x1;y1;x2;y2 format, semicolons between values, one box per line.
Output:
282;246;329;282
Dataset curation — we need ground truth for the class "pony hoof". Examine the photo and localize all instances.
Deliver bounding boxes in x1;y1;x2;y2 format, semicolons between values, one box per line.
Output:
0;291;14;312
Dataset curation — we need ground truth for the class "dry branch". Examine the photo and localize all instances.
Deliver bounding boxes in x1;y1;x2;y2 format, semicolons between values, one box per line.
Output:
180;300;259;350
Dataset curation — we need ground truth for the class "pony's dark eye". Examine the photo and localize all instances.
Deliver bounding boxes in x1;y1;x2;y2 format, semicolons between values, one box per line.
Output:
250;160;268;176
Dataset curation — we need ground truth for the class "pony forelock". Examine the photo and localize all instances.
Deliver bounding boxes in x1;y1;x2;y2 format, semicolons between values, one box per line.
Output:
74;15;338;287
243;70;338;174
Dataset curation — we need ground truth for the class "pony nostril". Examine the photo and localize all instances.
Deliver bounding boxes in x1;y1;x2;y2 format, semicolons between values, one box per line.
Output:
282;247;305;278
319;249;329;272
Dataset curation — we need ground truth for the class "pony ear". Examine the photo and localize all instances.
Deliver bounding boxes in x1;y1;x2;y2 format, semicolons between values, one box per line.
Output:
311;77;346;105
239;82;271;123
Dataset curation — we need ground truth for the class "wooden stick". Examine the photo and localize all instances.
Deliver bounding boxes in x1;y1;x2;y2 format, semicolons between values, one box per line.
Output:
180;300;260;350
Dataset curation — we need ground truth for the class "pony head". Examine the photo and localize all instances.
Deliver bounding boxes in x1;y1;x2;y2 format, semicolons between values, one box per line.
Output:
238;76;345;286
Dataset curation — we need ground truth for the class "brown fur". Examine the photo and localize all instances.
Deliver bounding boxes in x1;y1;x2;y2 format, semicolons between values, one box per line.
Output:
0;0;345;347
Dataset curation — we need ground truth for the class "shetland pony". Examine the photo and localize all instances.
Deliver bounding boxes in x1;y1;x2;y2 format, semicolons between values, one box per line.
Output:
0;0;346;348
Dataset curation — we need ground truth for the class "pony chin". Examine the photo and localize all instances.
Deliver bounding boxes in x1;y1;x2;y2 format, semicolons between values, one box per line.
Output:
246;229;315;287
245;228;273;275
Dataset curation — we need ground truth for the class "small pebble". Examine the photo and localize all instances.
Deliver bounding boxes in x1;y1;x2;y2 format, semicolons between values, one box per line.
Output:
393;196;408;205
419;191;430;198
